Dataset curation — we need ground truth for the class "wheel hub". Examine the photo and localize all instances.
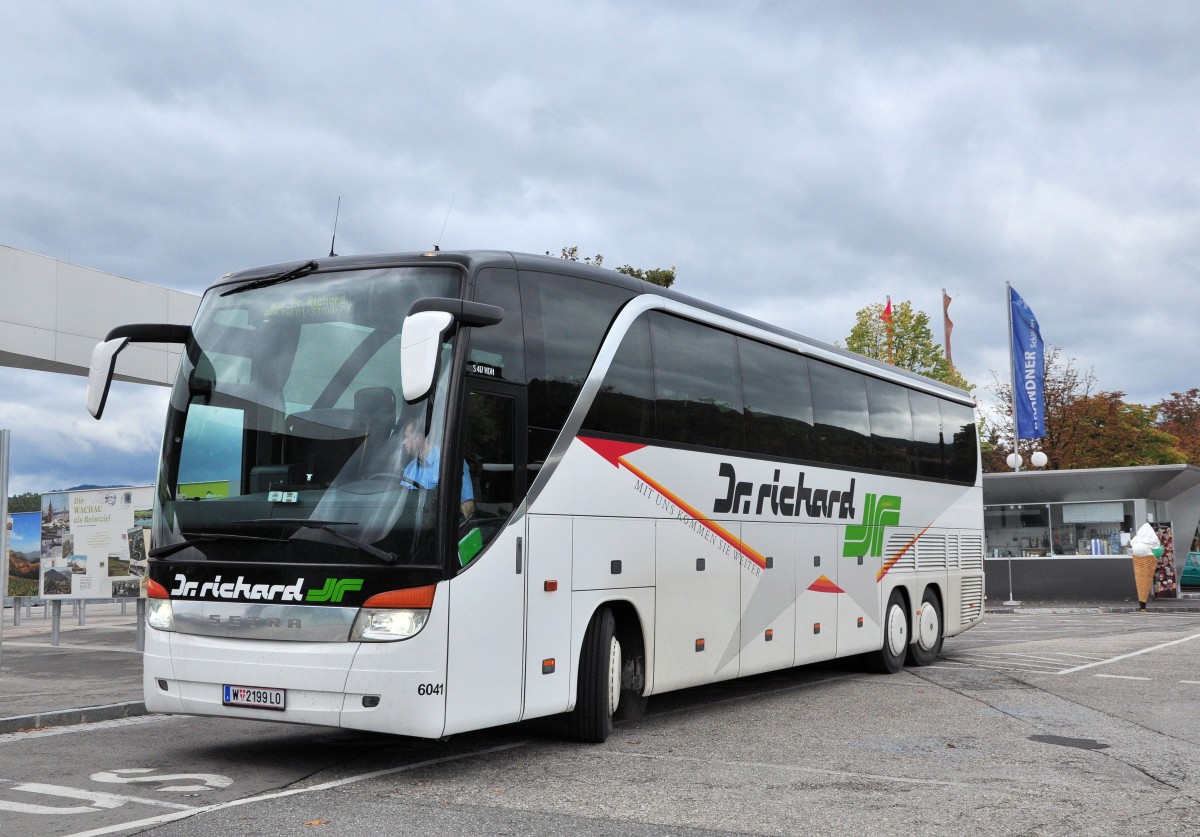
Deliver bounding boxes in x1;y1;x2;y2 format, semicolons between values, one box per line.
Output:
886;603;908;656
917;604;940;651
608;637;622;715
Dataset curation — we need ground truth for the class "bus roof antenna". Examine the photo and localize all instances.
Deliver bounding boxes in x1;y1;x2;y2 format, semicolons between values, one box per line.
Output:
434;193;455;252
328;196;341;257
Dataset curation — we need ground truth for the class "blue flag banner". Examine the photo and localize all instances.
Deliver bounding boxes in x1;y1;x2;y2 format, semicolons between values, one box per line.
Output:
1009;286;1045;439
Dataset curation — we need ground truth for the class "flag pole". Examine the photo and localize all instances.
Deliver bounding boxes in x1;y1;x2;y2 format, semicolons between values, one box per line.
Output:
885;295;893;364
1006;282;1020;472
942;288;954;372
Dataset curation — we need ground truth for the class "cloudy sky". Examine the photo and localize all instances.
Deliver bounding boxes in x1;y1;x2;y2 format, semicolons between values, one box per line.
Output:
1;1;1198;495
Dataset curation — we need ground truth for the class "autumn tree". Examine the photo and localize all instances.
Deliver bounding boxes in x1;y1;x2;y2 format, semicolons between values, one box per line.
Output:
1157;388;1200;465
843;300;970;390
550;246;676;288
982;346;1185;471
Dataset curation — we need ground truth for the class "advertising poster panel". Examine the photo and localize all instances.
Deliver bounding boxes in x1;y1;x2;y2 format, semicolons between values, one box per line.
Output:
6;512;42;597
39;487;153;599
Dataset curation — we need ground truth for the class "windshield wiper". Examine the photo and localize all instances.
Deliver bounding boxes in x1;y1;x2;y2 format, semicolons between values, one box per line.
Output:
149;532;290;559
252;518;398;565
220;260;319;297
294;521;397;565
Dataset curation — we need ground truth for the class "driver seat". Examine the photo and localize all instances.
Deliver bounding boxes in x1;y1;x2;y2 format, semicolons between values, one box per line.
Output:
354;386;397;468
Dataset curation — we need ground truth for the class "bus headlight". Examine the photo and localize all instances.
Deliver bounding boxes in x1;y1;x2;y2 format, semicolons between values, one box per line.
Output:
146;598;175;632
350;608;429;642
350;585;436;642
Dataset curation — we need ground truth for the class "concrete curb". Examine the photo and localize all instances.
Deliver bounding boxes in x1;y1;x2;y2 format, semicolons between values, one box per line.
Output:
0;700;147;736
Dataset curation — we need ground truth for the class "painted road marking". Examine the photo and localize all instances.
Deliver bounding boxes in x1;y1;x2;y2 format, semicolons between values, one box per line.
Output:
1093;674;1152;681
90;769;233;792
60;741;531;837
0;782;194;815
1056;633;1200;675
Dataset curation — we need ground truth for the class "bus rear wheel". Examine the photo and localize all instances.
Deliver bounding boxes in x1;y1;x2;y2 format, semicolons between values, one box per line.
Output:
568;607;620;743
906;588;943;667
868;589;908;674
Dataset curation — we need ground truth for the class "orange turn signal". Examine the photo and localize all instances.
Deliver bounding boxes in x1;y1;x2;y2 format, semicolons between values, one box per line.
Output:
147;578;170;599
363;585;436;609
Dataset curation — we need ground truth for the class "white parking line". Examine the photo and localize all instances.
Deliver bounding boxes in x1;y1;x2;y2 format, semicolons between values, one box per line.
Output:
1057;633;1200;675
1000;653;1081;663
1093;674;1152;681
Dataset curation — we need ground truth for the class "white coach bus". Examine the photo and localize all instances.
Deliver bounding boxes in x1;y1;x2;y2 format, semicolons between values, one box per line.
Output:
88;250;984;743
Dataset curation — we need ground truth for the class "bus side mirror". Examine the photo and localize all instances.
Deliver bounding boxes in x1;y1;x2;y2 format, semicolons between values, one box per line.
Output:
86;323;193;419
401;311;455;403
87;337;130;419
400;299;503;403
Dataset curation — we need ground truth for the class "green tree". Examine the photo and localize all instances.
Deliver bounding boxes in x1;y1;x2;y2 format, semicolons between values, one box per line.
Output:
550;246;676;288
844;300;969;390
6;492;40;512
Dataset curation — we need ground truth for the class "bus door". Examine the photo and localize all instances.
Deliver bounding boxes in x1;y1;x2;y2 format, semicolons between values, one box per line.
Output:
443;379;528;734
795;526;839;665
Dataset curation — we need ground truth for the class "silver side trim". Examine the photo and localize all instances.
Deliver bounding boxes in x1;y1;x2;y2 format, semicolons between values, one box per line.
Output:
172;600;356;642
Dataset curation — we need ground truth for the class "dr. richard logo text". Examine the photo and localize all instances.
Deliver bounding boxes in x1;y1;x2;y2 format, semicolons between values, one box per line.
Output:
712;462;856;520
170;573;305;602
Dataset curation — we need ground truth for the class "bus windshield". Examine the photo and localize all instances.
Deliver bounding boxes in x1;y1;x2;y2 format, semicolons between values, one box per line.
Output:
155;265;462;567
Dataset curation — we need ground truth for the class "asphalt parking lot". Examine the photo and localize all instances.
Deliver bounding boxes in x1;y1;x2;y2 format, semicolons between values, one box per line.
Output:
3;609;1198;836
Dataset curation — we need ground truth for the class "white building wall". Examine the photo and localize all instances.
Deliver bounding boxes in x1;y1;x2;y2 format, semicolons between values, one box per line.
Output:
0;244;200;386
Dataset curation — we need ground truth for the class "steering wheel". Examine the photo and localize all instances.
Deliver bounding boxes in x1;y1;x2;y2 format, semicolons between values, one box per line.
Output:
368;473;423;489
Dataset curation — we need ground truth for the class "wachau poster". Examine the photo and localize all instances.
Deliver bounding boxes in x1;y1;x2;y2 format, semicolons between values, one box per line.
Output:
38;486;153;599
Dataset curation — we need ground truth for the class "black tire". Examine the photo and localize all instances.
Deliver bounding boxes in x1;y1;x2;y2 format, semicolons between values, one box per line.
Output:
568;607;620;743
868;589;908;674
906;588;943;667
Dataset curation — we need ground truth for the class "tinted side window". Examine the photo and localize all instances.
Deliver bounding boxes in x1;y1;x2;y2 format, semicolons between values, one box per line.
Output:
941;400;979;484
909;390;945;479
582;318;655;438
866;378;914;474
468;268;525;383
809;361;870;467
651;314;743;450
521;272;634;458
738;338;814;460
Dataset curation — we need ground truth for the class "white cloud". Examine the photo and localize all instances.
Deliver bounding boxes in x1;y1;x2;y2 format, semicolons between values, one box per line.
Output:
0;369;167;494
1;0;1198;487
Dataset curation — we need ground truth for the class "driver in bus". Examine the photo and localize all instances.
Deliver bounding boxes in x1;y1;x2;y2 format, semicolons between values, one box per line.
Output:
401;420;475;520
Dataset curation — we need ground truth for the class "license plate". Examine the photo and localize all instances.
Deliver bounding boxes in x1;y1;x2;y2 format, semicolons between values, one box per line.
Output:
223;684;286;710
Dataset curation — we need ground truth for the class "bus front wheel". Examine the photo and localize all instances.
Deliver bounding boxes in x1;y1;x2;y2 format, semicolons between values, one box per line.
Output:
869;589;908;674
568;607;620;743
